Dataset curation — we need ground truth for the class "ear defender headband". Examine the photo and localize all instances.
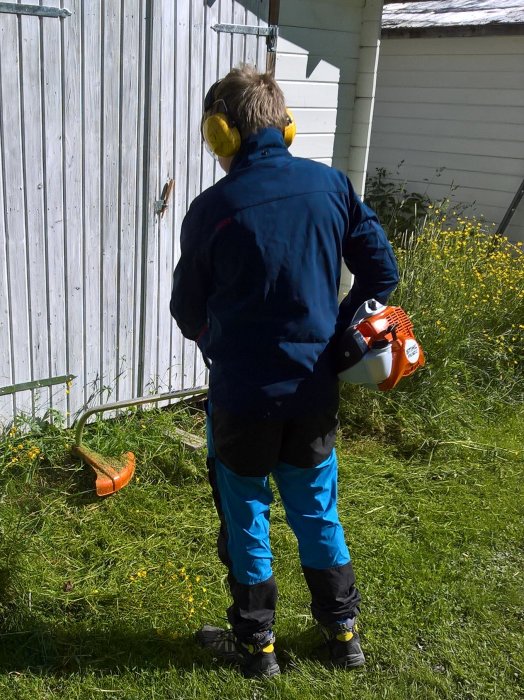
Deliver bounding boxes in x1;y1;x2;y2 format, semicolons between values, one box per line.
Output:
201;80;296;158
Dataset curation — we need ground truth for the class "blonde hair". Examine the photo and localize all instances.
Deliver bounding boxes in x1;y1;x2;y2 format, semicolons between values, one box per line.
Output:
212;64;287;138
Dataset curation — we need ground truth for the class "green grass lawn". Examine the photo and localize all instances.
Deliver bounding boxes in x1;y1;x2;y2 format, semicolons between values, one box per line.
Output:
1;402;523;700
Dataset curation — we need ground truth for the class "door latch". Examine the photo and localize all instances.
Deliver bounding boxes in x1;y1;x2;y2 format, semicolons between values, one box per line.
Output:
154;178;175;218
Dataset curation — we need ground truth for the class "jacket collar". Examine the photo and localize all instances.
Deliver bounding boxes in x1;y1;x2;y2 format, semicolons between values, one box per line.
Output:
230;127;291;172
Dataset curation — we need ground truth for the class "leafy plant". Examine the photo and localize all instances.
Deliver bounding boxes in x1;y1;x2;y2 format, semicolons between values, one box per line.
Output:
364;165;431;239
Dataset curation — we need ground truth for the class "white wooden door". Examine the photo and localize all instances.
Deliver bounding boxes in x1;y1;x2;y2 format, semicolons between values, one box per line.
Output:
0;0;270;424
139;0;270;397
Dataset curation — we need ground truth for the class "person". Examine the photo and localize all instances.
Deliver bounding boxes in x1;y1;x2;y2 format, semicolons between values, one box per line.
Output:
170;64;399;678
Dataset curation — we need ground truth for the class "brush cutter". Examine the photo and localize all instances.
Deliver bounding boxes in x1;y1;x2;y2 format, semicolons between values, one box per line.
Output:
72;386;208;496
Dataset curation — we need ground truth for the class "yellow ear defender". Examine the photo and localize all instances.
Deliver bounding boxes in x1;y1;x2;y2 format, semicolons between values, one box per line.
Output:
202;81;296;158
283;108;296;148
202;112;242;158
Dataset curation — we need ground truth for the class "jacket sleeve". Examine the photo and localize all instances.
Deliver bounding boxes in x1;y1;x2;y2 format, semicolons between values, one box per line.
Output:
337;179;399;332
170;206;211;341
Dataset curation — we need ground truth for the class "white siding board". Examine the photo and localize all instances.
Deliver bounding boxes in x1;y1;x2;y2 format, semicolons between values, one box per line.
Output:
101;1;122;403
63;0;84;416
379;53;524;73
82;1;103;409
278;28;361;59
279;81;355;110
232;0;246;67
276;53;349;83
291;133;351;160
155;0;176;394
118;0;142;401
0;14;33;415
373;147;524;179
140;0;162;394
372;116;524;144
374;100;524;126
371;132;524;161
0;95;13;422
291;108;352;134
172;0;191;392
184;0;205;389
42;0;68;416
384;36;524;56
279;0;362;33
376;86;524;108
373;163;522;196
377;70;524;91
20;13;50;413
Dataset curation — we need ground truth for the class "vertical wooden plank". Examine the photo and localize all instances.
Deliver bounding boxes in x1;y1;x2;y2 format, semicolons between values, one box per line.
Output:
201;0;220;192
139;0;161;395
244;0;260;67
0;13;33;416
190;0;220;389
171;0;191;391
19;13;51;415
62;0;84;420
231;0;245;68
132;0;146;398
42;0;68;418
81;1;103;408
101;0;122;403
117;0;142;400
0;67;14;422
174;0;192;389
217;0;233;97
257;0;270;71
182;0;206;388
155;0;176;394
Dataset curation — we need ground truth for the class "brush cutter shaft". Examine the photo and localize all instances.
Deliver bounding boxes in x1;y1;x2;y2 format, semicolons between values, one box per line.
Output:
73;386;208;447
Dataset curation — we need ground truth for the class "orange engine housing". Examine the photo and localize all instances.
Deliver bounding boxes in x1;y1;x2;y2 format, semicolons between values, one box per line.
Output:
355;305;425;391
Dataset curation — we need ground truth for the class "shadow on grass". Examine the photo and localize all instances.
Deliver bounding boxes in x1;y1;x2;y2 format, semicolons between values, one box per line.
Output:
0;620;326;676
0;623;212;674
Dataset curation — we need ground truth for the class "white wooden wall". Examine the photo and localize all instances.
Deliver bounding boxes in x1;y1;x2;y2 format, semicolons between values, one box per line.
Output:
0;0;268;425
368;34;524;242
0;0;383;426
276;0;363;174
275;0;383;296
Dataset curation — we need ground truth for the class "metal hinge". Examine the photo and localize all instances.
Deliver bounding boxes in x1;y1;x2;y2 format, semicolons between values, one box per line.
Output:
0;3;71;18
212;23;278;52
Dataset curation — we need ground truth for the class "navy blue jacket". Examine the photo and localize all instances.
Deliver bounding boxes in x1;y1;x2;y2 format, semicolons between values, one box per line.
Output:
170;128;398;419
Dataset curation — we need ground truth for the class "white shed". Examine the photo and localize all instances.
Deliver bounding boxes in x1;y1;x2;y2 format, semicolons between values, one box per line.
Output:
0;0;383;425
368;0;524;242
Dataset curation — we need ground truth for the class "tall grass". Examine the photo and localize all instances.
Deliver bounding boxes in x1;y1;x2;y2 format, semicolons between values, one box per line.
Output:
340;207;524;456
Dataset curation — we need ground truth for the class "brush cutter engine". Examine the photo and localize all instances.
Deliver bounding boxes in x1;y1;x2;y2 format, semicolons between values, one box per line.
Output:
335;299;425;391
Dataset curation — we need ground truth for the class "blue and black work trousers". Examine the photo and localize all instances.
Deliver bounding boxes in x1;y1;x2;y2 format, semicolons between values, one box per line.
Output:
206;401;361;640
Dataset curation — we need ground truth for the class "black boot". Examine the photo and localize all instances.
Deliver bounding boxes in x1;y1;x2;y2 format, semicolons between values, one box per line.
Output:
196;624;280;678
319;618;365;668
